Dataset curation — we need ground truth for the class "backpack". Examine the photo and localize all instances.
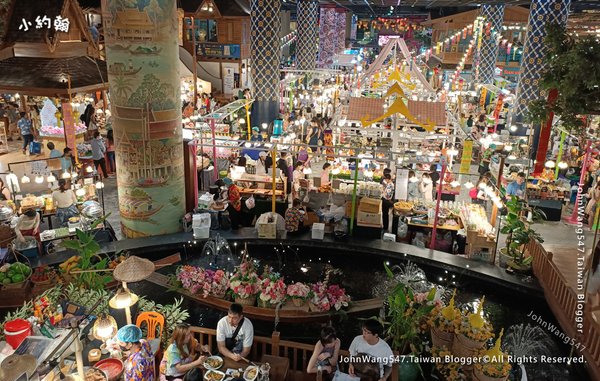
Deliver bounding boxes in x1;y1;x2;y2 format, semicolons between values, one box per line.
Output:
469;187;478;199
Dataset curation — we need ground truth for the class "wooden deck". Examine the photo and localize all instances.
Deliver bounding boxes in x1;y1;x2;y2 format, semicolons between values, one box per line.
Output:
527;240;600;380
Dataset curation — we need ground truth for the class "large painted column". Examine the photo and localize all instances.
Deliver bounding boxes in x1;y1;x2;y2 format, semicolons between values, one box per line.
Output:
474;4;505;85
318;6;337;68
512;0;571;133
296;0;319;71
251;0;281;127
102;0;185;238
336;9;346;54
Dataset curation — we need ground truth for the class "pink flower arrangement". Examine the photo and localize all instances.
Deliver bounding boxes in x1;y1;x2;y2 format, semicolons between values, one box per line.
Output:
258;277;287;305
176;265;207;295
40;123;87;136
206;269;229;298
310;282;351;312
286;282;311;300
229;260;260;299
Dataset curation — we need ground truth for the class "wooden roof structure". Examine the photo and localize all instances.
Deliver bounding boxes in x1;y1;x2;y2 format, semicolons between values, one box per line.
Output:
180;0;250;17
0;0;107;96
407;100;447;127
421;6;529;29
347;97;386;122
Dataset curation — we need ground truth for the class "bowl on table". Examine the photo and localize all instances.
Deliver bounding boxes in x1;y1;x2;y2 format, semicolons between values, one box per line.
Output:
203;355;224;370
93;358;123;381
204;369;226;381
243;366;259;381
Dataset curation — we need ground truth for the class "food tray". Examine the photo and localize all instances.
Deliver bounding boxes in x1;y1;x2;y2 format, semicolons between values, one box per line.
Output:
203;355;224;370
204;369;226;381
243;366;258;381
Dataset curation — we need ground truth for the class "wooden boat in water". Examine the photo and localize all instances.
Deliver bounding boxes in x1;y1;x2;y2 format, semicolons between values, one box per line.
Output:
145;272;384;323
120;204;163;220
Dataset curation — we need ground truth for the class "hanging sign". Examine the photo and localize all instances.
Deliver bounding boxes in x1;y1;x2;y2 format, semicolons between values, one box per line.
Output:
479;87;487;110
460;140;473;174
493;94;505;120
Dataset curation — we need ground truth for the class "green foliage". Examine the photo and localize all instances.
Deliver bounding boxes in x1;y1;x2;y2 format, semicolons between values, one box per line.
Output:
64;283;111;316
128;74;176;111
138;296;190;348
526;23;600;132
501;196;545;268
381;263;435;357
60;218;113;290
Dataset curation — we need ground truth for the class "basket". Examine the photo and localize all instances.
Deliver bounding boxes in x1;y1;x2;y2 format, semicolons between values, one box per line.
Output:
235;295;257;306
257;298;276;309
292;298;306;307
452;333;486;358
0;225;16;248
1;251;31;289
430;326;454;349
473;367;508;381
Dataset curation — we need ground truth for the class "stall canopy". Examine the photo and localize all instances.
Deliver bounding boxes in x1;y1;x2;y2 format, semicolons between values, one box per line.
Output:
347;97;386;122
407;100;447;128
0;0;107;96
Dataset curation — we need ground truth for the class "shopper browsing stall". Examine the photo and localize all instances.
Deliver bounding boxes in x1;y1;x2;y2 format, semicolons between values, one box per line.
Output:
60;148;75;174
117;325;155;381
285;198;309;234
407;171;419;201
52;179;78;226
91;131;108;178
506;172;526;199
419;173;433;201
222;178;242;230
381;174;395;231
15;208;40;242
216;303;254;361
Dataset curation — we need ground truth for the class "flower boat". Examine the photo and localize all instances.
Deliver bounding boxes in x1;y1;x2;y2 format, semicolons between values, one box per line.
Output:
129;46;163;55
108;63;142;76
146;262;383;323
120;204;163;220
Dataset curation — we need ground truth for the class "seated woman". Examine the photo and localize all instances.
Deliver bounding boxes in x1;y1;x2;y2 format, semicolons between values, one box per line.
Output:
15;208;40;243
307;326;341;378
285;198;309;234
160;323;209;381
52;179;79;226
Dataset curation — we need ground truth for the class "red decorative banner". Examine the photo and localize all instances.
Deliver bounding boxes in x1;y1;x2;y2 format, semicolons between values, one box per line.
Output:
61;102;77;159
493;94;505;120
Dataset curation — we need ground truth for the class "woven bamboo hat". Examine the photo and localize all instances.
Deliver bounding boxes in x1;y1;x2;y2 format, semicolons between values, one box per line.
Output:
113;256;155;282
0;354;37;381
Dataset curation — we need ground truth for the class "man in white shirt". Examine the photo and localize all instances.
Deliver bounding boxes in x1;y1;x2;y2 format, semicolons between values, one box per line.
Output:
348;319;393;381
216;303;254;361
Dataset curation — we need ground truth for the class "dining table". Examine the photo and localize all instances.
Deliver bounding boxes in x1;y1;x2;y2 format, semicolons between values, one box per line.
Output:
203;356;282;381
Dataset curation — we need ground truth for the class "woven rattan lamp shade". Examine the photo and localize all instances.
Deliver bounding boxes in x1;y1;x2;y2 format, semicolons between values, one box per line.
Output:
113;256;155;283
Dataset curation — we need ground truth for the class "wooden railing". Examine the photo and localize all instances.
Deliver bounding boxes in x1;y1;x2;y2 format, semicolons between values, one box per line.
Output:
527;240;600;380
189;327;399;380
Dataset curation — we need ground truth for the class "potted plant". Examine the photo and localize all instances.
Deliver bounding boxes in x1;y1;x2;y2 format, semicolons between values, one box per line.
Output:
229;259;259;306
431;346;467;381
257;266;286;308
286;282;312;307
381;263;437;381
499;196;544;272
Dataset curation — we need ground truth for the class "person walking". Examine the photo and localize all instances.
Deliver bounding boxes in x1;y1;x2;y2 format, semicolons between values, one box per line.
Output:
91;131;108;178
17;112;34;155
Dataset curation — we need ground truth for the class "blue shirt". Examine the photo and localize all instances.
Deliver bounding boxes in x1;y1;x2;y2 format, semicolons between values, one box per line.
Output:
506;181;525;197
17;118;32;135
60;156;73;172
49;149;62;158
91;137;106;160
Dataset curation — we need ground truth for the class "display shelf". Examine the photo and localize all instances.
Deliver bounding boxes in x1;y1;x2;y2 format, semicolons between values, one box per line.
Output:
235;174;287;199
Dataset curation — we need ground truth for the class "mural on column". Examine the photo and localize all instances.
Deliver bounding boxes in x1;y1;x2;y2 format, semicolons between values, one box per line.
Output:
102;0;185;238
336;9;346;54
475;5;505;85
513;0;571;122
318;7;337;68
296;0;319;70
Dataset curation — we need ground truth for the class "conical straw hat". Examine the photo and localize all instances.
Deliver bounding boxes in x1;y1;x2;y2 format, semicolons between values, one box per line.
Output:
113;256;155;282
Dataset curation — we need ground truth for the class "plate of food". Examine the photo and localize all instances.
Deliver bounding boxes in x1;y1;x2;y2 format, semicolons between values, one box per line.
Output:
203;356;224;370
243;366;258;381
204;369;226;381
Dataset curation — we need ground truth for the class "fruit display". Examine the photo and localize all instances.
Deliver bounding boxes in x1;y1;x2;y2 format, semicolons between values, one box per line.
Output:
0;262;32;285
31;266;56;284
59;256;81;274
